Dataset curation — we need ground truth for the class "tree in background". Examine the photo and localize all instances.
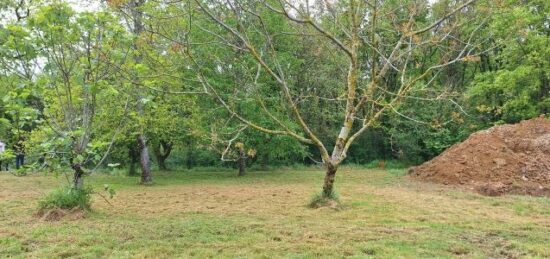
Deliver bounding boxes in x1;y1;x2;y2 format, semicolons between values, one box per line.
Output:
467;0;549;123
2;0;546;195
105;0;155;184
147;91;199;171
386;0;549;164
0;0;40;171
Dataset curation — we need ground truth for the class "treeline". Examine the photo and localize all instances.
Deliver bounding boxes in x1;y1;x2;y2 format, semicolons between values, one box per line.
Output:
0;0;547;194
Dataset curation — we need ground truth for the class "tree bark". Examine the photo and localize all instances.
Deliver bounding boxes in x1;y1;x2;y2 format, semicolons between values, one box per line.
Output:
186;150;194;170
72;163;85;190
260;154;268;171
128;144;139;176
237;146;246;176
129;0;153;184
129;160;137;176
153;140;172;171
322;163;338;198
138;135;153;184
156;153;167;171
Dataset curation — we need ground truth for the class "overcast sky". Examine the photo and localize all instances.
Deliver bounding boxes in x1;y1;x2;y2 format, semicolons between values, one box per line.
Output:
1;0;441;23
70;0;102;12
69;0;439;12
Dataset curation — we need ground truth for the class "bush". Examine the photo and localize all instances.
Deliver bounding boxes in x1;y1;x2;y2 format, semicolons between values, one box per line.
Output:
38;186;92;211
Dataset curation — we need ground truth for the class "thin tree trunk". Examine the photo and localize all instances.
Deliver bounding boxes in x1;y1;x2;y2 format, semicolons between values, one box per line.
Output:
128;144;139;176
138;135;153;184
261;154;268;171
72;163;85;189
322;163;338;198
237;146;246;176
156;153;167;171
186;150;194;169
129;160;137;176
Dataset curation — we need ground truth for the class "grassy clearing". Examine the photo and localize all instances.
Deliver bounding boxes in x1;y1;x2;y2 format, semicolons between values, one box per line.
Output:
1;168;549;258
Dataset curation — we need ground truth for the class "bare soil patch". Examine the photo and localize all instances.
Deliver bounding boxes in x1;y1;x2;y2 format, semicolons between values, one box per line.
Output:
409;116;550;196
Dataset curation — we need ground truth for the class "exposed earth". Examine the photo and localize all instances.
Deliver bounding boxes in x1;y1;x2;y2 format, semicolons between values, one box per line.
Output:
409;116;550;196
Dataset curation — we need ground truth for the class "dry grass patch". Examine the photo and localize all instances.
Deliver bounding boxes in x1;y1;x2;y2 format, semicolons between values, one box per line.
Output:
1;168;549;257
35;208;87;222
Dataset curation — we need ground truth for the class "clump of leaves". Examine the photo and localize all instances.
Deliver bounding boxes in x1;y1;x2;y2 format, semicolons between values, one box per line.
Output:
38;186;93;211
308;190;341;209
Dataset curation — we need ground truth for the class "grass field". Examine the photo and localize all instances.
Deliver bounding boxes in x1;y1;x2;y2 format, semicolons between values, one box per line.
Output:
1;168;550;258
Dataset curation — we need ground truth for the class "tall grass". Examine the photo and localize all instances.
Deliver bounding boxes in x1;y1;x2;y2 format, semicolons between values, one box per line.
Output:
38;186;92;210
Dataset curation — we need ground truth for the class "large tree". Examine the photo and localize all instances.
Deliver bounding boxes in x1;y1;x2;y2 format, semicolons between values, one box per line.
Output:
178;0;487;199
106;0;155;184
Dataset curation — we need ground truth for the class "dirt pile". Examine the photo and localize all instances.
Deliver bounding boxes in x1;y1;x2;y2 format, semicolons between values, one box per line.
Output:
409;116;550;196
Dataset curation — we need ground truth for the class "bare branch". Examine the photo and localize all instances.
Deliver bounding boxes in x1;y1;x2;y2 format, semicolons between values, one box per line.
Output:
412;0;477;35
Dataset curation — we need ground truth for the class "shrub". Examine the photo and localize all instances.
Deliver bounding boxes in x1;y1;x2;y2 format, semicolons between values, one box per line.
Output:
38;186;92;211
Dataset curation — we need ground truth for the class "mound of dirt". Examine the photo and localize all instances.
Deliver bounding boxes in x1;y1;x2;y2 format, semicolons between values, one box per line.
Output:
409;116;550;196
35;208;87;221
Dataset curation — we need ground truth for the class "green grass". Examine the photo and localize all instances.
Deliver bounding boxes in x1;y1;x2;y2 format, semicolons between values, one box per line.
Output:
38;186;93;211
1;168;550;258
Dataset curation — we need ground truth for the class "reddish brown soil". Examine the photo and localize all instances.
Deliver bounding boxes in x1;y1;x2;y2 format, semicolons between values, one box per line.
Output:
409;116;550;196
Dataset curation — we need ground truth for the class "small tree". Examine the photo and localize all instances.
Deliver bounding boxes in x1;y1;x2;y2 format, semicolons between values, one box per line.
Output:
26;4;130;189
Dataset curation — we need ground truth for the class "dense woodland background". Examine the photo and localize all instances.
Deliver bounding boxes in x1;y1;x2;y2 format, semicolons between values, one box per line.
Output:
0;0;548;176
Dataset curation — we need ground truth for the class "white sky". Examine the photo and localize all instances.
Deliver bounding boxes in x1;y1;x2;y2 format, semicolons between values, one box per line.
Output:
69;0;102;12
1;0;442;23
69;0;439;12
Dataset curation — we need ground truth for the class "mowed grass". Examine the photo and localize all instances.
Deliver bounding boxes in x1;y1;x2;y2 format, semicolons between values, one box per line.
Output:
1;168;550;258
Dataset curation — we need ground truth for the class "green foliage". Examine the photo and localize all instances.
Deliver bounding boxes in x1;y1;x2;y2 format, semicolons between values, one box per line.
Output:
466;0;549;124
468;66;546;123
383;100;475;164
0;0;547;173
364;159;408;170
38;186;93;211
0;149;15;161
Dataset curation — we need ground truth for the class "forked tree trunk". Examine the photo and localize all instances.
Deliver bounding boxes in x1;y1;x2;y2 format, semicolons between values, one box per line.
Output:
138;135;153;184
153;140;172;171
322;163;338;198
